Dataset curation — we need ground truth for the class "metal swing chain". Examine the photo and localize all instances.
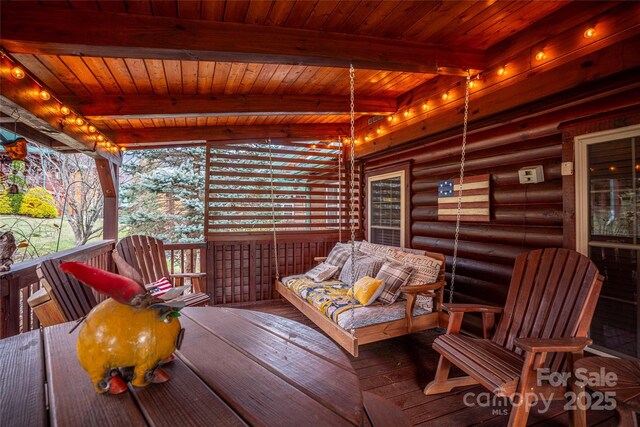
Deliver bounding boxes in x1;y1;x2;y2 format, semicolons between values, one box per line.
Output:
449;71;472;304
267;137;280;281
338;136;343;243
349;64;357;335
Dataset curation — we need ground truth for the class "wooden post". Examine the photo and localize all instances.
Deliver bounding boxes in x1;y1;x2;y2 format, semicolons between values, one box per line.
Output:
96;159;119;240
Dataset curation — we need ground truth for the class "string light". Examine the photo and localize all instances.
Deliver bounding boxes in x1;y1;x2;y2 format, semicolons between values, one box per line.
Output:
535;51;546;61
442;92;450;101
10;67;25;79
376;127;382;134
422;102;429;110
387;115;394;122
365;136;370;142
403;110;410;118
121;147;127;152
39;90;50;101
60;106;70;115
75;117;85;126
584;27;596;38
467;80;476;89
497;66;506;76
97;134;104;142
609;166;616;171
88;125;97;133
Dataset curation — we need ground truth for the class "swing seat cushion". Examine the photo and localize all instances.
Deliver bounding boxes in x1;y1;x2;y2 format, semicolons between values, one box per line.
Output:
282;275;431;330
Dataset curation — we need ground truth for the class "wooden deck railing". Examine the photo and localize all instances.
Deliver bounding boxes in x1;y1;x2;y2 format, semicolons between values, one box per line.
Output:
0;234;340;339
0;240;115;339
206;231;344;305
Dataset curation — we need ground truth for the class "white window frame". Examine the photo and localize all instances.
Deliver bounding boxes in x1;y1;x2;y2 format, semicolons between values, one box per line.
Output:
574;124;640;256
367;170;406;247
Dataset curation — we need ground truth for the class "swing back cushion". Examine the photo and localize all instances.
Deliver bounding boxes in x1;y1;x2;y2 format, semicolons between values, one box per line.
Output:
347;276;384;306
338;252;384;285
325;243;353;270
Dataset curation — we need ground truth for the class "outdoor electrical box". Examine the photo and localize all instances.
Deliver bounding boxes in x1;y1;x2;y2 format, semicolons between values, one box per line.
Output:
518;165;545;184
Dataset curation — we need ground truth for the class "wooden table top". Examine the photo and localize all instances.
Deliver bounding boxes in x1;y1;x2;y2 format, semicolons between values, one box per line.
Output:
574;357;640;413
0;307;363;426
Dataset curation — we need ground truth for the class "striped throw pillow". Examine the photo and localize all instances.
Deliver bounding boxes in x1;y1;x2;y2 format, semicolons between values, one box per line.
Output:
149;277;173;296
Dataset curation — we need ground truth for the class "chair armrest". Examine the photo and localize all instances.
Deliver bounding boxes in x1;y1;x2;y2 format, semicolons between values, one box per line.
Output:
170;273;206;278
442;303;503;314
514;337;592;354
400;281;446;294
314;257;327;264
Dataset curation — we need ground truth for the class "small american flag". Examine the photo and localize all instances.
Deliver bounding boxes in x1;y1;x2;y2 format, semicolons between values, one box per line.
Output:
437;174;490;222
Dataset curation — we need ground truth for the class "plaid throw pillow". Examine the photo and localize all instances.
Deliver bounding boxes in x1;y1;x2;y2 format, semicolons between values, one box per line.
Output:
325;243;352;271
305;263;339;283
149;277;173;296
376;262;413;304
339;252;385;286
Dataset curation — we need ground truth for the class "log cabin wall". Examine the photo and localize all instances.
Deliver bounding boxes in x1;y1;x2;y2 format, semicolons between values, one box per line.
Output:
361;74;640;334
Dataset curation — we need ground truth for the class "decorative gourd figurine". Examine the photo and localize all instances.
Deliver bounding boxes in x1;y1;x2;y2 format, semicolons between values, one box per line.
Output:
60;259;186;394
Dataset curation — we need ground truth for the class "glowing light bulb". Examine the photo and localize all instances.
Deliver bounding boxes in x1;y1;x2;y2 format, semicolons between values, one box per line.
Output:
403;110;410;118
88;125;97;133
75;117;84;126
310;144;317;148
387;115;393;122
584;28;595;38
467;80;475;88
121;147;127;152
422;102;428;110
97;135;104;142
39;90;51;101
535;51;546;61
10;67;25;79
609;166;616;171
60;106;71;115
497;66;506;76
442;92;450;101
376;128;382;134
365;136;370;142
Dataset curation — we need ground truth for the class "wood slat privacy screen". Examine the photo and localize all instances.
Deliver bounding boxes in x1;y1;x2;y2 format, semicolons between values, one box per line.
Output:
205;141;360;236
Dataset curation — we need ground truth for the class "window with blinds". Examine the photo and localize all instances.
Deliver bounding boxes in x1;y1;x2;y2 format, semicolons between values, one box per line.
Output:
368;172;405;247
205;141;360;235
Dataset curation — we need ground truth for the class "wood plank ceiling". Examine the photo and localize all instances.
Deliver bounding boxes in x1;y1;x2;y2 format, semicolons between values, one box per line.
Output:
2;0;574;147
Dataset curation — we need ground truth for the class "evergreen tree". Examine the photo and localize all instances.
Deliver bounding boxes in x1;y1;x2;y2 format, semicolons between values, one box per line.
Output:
120;148;205;243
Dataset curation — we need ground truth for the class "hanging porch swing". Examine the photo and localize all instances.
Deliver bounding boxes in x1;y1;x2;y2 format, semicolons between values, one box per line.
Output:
273;66;472;357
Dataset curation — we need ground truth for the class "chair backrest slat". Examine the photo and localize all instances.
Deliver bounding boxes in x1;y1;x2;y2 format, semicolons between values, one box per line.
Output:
492;248;603;369
39;258;98;321
116;235;170;285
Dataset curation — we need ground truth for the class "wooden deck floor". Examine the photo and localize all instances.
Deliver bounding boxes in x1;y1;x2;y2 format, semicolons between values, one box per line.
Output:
228;299;619;427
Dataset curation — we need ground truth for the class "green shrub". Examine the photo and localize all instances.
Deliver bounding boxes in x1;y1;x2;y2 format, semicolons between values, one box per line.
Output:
0;192;23;214
18;187;58;218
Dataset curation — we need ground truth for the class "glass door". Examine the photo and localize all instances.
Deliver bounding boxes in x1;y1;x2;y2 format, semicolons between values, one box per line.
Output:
581;134;640;358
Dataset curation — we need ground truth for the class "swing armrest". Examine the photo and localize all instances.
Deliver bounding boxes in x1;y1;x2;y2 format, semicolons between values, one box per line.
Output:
313;257;327;264
400;281;446;294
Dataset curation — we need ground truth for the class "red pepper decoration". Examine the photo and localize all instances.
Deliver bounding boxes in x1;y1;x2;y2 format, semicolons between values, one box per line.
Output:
60;261;146;305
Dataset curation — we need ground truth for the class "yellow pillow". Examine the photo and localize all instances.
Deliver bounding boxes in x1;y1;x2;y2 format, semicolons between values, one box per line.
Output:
347;276;384;306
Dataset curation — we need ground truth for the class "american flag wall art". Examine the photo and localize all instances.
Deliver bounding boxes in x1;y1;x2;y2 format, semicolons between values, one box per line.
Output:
437;174;490;222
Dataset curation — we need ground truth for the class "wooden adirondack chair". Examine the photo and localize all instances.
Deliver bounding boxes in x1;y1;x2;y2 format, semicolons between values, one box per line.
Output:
116;235;209;307
424;248;604;427
37;258;98;322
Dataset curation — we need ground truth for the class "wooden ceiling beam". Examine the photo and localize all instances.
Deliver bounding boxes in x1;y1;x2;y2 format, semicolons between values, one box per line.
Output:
0;2;485;75
113;124;347;147
0;55;121;164
72;94;396;120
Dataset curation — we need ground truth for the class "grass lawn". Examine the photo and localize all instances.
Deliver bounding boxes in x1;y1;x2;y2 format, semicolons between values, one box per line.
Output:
0;215;103;263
